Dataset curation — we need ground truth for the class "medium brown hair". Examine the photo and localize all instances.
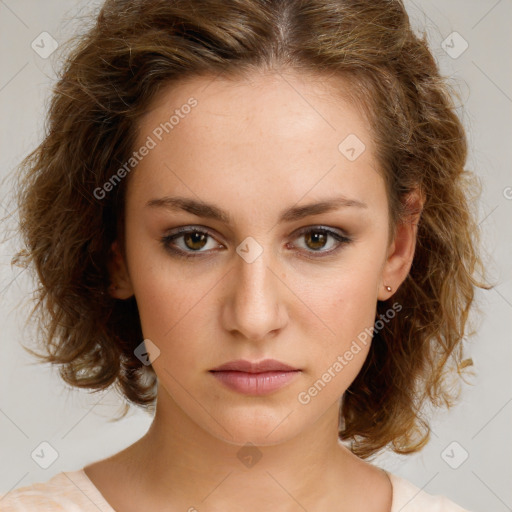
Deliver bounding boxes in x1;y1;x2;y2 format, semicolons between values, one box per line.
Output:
11;0;491;459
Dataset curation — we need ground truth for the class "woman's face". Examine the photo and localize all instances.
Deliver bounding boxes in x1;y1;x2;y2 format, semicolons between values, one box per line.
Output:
110;70;418;446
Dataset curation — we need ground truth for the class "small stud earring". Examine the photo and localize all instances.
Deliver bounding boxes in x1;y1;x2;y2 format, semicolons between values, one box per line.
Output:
385;285;392;292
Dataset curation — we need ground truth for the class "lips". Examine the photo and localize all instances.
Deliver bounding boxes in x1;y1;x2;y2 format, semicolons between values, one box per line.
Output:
209;359;301;395
210;359;299;373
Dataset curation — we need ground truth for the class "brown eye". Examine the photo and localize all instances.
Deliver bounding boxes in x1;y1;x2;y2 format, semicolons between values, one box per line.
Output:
290;226;353;258
183;231;208;251
161;225;352;260
161;227;222;258
304;231;329;251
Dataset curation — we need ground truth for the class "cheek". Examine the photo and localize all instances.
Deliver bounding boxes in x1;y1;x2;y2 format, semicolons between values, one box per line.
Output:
302;259;381;341
124;236;220;371
296;254;382;388
132;274;213;383
296;287;376;408
134;272;204;344
123;227;188;340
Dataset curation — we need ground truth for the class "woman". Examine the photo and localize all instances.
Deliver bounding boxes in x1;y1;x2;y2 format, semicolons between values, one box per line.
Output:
2;0;489;510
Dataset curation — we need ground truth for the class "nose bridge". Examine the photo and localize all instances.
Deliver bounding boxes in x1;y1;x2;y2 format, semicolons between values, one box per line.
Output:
225;242;286;340
238;250;270;300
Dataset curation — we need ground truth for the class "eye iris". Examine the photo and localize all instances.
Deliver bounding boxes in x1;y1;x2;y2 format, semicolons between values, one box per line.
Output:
184;232;208;250
305;231;327;250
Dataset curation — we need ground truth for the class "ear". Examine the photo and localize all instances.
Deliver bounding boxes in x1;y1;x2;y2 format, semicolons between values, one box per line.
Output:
378;188;424;301
107;239;134;299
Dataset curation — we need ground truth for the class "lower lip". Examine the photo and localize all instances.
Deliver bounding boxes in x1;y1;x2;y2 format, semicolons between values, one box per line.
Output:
210;370;300;395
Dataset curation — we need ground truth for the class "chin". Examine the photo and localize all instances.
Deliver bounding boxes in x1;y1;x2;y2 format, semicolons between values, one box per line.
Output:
200;406;309;447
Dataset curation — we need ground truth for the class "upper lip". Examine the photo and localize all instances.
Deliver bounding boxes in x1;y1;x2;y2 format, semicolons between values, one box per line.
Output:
210;359;299;373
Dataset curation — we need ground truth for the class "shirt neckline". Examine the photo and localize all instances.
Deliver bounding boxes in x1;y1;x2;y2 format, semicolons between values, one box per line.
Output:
64;469;117;512
67;467;399;512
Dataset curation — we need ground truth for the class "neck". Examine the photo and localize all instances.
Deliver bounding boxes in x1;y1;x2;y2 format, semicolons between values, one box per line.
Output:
119;389;372;511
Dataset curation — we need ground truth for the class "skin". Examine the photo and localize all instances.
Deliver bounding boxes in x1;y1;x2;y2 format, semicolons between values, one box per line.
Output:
84;69;423;511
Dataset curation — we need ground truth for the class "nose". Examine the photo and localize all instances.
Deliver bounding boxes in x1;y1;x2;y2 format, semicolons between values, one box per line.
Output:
221;249;288;342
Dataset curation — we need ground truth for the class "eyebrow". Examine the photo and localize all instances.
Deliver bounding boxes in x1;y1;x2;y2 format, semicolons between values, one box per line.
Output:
145;195;368;224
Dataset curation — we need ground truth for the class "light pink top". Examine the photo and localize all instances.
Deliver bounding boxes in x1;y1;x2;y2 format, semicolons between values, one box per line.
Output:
0;469;471;511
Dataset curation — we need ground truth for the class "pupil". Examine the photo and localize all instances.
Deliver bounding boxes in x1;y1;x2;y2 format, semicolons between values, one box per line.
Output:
307;232;326;250
185;232;207;250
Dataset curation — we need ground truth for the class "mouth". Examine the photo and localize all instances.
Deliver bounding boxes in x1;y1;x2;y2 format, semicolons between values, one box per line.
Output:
210;358;299;373
209;359;301;395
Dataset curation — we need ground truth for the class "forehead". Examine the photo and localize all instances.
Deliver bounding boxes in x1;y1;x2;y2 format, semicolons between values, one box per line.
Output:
129;70;385;214
137;70;372;146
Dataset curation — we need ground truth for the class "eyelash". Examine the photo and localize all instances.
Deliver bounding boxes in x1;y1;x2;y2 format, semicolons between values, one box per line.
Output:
160;225;353;260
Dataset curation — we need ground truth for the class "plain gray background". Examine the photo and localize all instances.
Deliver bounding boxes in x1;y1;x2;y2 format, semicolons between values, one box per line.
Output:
0;1;511;511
